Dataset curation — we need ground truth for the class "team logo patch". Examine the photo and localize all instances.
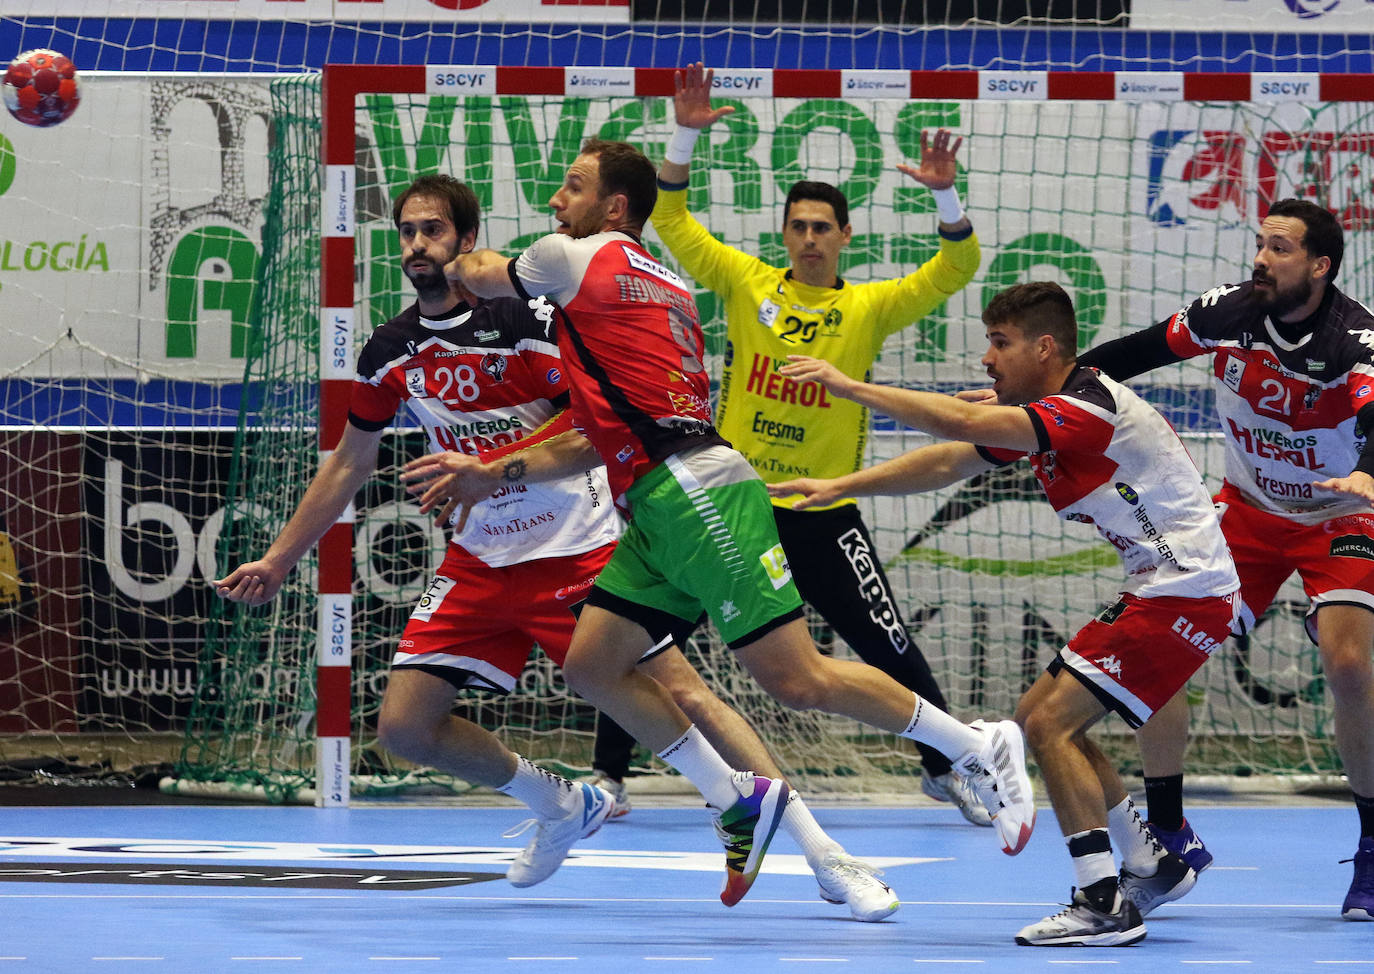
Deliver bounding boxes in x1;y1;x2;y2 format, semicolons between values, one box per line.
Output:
1115;482;1139;505
405;367;428;398
546;367;561;384
410;575;457;622
1097;599;1128;625
759;543;792;590
1222;356;1246;392
480;352;507;383
1330;534;1374;561
758;300;780;328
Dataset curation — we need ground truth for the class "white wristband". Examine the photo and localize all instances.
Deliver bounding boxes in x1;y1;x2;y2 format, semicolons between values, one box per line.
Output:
665;125;701;166
932;186;964;225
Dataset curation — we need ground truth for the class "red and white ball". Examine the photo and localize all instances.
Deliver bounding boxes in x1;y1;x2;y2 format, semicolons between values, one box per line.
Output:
3;49;80;127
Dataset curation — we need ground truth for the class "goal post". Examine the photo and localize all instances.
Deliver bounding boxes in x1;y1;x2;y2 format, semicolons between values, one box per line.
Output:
157;63;1374;804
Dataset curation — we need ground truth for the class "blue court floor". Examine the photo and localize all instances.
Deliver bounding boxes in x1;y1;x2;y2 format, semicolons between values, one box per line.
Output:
0;801;1368;973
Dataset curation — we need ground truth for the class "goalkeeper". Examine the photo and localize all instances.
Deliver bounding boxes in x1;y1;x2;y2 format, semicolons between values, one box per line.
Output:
624;61;987;824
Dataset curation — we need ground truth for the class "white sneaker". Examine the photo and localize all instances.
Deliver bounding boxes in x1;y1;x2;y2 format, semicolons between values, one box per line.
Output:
579;771;630;819
920;769;993;827
504;782;616;888
953;718;1036;856
815;852;900;922
1015;888;1146;947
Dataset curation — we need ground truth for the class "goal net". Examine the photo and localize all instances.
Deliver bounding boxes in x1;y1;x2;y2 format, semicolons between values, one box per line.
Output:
164;68;1372;801
4;8;1372;801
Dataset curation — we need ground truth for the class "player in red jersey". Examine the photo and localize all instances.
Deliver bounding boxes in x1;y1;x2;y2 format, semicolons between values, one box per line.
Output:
425;138;1037;907
1079;199;1374;921
217;175;897;919
773;282;1241;945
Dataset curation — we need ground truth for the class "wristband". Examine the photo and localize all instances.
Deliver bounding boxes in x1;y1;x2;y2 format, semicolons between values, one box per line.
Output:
932;186;964;225
665;125;701;165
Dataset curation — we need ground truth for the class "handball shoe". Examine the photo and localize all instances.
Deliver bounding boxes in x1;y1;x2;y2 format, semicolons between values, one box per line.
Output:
505;782;616;888
1148;818;1212;874
1015;888;1146;947
579;771;630;819
815;853;899;921
921;768;993;827
1342;836;1374;921
954;719;1036;855
1119;849;1197;917
714;771;789;906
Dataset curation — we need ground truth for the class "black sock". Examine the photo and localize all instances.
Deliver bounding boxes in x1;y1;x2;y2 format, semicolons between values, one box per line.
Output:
1143;774;1184;832
1081;876;1120;913
1355;791;1374;839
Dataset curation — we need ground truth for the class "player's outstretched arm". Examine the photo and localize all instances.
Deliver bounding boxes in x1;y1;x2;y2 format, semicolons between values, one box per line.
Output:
659;62;736;185
214;423;383;605
401;429;601;528
781;354;1040;451
444;249;517;300
896;128;970;234
770;441;994;508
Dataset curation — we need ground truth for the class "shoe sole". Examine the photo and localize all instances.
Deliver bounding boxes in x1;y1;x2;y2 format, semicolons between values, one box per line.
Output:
989;721;1035;856
1343;907;1374;921
720;780;790;907
819;889;900;922
1015;923;1147;947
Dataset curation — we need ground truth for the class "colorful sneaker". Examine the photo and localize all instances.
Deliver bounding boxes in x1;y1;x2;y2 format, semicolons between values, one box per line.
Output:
954;719;1036;855
579;770;630;819
1119;849;1197;917
921;768;994;827
504;782;616;888
714;771;789;907
1341;836;1374;921
1148;818;1213;874
815;853;900;922
1015;888;1147;947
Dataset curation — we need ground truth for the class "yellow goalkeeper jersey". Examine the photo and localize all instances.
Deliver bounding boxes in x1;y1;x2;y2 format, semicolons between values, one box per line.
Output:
651;182;980;510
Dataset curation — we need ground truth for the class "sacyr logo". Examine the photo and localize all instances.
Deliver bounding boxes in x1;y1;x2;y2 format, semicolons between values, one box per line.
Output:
1282;0;1340;18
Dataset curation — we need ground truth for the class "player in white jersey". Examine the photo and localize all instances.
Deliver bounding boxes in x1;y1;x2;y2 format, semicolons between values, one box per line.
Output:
772;282;1241;946
1079;198;1374;921
216;174;899;920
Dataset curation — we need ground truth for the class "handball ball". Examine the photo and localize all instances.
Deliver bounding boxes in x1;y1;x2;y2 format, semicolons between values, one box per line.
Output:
3;49;80;127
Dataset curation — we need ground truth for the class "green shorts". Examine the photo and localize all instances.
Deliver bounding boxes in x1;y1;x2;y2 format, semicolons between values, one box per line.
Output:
591;445;803;647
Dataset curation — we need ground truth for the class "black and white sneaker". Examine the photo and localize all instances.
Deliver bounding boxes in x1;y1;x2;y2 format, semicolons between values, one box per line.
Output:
1015;888;1146;947
1120;849;1197;917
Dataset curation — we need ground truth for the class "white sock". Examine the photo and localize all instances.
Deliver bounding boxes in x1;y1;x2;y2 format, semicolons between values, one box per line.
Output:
1108;795;1164;873
1067;828;1118;892
656;725;740;810
495;755;576;819
899;694;983;760
780;791;843;866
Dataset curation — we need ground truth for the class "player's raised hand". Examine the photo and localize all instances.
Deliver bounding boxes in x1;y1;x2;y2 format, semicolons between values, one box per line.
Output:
674;61;735;130
896;128;963;191
214;558;288;606
1313;471;1374;506
779;355;863;400
767;477;845;511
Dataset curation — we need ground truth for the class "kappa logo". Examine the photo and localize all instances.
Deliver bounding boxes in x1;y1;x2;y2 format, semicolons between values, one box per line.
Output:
1096;653;1125;677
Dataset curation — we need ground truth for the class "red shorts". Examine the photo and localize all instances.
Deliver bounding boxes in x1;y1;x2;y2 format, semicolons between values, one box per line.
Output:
1055;591;1241;728
1217;482;1374;643
391;543;616;692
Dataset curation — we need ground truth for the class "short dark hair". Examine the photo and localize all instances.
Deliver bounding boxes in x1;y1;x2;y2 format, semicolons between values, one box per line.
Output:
392;174;481;238
982;281;1079;360
581;138;657;227
783;181;849;229
1267;198;1343;280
